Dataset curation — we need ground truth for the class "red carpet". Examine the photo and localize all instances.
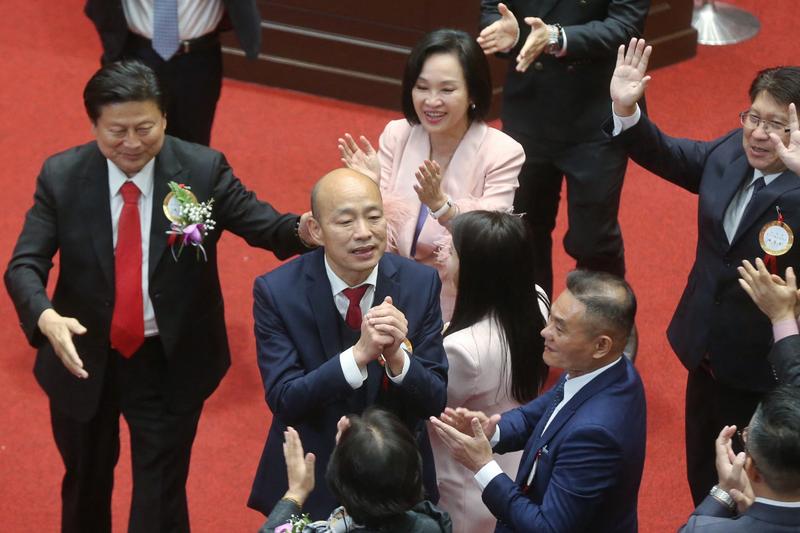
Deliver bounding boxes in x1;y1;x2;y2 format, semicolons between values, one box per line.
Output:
0;1;798;531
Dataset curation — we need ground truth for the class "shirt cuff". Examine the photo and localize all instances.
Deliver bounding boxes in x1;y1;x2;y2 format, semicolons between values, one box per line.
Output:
490;425;501;447
611;103;641;135
340;347;368;389
474;460;504;491
386;348;411;384
773;318;800;342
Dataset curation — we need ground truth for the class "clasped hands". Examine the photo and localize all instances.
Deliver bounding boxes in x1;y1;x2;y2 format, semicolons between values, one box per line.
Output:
353;296;408;376
429;407;501;473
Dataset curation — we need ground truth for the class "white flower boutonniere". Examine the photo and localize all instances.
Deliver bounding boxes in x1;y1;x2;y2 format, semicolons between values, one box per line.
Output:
163;181;216;261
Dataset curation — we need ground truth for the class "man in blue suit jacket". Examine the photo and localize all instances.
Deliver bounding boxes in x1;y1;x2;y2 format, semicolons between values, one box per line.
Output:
678;385;800;532
248;169;448;520
611;39;800;504
431;270;646;532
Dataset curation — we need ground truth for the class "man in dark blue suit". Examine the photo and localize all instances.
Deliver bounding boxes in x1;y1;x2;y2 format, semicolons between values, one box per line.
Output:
247;169;448;520
610;39;800;504
431;270;646;532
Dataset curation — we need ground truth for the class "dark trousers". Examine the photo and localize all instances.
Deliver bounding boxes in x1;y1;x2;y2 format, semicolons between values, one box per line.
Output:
505;130;628;296
684;367;763;506
50;338;202;533
121;34;222;146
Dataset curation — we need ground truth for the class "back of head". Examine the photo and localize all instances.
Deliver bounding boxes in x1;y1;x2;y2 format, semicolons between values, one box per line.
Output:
83;60;166;123
448;211;547;402
565;270;636;351
326;407;424;527
747;384;800;495
749;66;800;106
401;28;492;123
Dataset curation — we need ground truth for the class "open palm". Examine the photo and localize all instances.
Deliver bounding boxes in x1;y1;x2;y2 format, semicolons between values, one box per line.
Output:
610;38;652;110
771;102;800;175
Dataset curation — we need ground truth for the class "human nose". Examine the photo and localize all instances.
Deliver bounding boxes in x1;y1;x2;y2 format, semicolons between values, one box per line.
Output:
122;129;142;146
353;217;370;239
752;120;771;137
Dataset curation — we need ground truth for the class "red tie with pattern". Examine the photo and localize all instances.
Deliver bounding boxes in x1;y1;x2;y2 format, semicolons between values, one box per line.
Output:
110;182;145;357
342;285;368;330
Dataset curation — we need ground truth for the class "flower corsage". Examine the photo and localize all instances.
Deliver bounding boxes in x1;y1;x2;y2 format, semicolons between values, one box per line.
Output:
163;181;216;261
274;512;312;533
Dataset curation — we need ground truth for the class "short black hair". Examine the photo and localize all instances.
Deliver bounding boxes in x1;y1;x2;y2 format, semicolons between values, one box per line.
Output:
749;66;800;107
326;407;423;527
747;385;800;493
401;28;492;124
83;60;166;123
565;270;637;343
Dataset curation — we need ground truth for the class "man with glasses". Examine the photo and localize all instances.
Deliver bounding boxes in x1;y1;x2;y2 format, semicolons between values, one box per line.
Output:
609;38;800;506
679;385;800;531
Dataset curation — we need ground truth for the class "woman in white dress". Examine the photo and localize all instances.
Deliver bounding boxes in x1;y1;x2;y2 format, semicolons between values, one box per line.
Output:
429;211;549;533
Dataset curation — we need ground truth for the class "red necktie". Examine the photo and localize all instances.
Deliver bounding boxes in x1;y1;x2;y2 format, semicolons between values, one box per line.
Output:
342;285;369;330
110;182;144;357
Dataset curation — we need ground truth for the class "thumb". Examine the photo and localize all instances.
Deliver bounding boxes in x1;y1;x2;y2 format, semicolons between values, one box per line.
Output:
67;318;87;335
769;132;787;154
305;452;316;467
384;296;393;305
499;3;511;17
471;417;485;439
524;17;544;28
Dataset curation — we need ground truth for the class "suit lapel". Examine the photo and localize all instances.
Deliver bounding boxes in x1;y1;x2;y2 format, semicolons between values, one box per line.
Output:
731;169;800;247
149;138;185;279
304;249;342;358
709;152;750;244
81;146;114;289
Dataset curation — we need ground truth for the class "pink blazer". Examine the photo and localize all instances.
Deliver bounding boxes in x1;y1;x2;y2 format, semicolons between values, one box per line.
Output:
377;119;524;318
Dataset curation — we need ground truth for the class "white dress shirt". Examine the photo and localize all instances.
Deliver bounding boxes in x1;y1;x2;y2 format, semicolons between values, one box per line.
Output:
474;357;624;490
123;0;224;40
323;256;410;389
107;159;158;336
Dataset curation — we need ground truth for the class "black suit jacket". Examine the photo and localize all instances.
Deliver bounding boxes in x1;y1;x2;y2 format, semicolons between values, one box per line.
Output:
679;497;800;532
84;0;261;62
4;135;303;421
480;0;650;143
768;334;800;385
617;115;800;391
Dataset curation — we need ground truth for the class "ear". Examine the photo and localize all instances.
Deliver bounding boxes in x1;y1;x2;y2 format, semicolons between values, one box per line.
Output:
744;455;762;483
593;335;614;359
308;216;324;245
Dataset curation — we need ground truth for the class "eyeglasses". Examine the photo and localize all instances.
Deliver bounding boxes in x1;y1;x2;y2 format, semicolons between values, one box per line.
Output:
740;111;791;134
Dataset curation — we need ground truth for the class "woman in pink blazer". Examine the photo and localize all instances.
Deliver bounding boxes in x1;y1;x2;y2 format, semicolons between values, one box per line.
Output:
430;211;548;533
339;29;524;319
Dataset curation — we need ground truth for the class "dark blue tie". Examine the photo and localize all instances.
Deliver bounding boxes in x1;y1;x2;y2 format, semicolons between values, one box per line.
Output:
539;378;566;437
741;176;766;221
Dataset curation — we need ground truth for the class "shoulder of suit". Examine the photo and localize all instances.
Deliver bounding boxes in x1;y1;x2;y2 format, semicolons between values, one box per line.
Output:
383;251;438;278
162;135;223;163
382;118;414;142
480;124;524;156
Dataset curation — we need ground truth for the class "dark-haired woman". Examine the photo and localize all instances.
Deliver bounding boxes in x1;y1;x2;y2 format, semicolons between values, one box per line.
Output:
261;408;452;533
428;211;548;533
338;29;523;320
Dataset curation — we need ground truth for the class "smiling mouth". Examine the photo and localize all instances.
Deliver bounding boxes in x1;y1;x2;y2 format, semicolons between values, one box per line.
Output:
424;111;445;121
351;245;375;257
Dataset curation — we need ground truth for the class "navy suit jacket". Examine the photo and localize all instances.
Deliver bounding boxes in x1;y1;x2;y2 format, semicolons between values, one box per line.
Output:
482;357;645;533
617;116;800;391
679;497;800;532
247;249;448;519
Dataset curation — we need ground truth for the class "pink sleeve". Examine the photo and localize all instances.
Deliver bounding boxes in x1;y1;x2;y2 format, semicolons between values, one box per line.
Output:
773;318;800;342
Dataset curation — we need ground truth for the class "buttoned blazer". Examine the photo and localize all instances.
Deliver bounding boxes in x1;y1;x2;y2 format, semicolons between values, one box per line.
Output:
247;249;448;519
483;357;646;533
84;0;261;62
479;0;650;142
617;115;800;391
4;135;302;421
679;497;800;532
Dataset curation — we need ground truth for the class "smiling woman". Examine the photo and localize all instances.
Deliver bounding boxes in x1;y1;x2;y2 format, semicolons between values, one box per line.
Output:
336;29;525;320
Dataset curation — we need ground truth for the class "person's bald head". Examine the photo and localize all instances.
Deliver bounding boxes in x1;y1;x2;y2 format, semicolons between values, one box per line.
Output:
311;168;382;219
308;169;387;286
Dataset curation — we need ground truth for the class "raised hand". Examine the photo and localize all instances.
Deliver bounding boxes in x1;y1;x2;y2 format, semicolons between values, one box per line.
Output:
477;3;519;55
738;258;800;323
713;425;754;513
338;133;380;183
38;308;88;378
283;426;316;505
414;160;446;212
770;102;800;175
610;38;652;116
515;17;549;72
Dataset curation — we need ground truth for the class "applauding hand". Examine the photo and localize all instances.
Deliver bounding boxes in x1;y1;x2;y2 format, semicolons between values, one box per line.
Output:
770;102;800;175
477;3;519;55
338;133;380;183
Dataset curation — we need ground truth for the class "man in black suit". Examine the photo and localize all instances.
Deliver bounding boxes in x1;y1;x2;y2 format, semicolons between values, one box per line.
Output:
4;60;311;533
478;0;650;297
84;0;262;145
